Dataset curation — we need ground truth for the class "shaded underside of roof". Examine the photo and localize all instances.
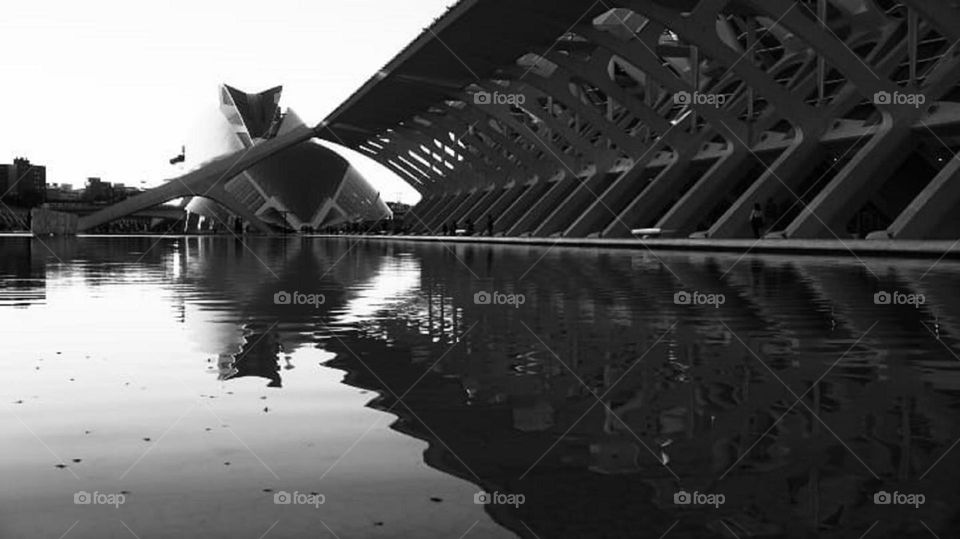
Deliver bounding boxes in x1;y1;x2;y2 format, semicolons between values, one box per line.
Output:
319;0;611;148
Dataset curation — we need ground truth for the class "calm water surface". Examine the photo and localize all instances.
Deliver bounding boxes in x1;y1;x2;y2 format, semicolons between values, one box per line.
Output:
1;236;959;538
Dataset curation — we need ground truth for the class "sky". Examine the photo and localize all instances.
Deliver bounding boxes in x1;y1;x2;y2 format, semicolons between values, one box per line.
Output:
0;0;455;204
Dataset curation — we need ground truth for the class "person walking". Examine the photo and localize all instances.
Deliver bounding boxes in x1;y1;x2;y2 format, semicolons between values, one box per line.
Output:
749;202;765;239
485;214;494;236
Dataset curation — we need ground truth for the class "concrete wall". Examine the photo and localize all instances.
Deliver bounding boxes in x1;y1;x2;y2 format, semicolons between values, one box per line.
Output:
30;208;78;235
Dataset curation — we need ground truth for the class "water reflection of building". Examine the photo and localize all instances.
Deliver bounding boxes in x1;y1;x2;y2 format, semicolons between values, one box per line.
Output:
310;244;960;538
218;329;282;387
16;235;960;538
0;239;46;306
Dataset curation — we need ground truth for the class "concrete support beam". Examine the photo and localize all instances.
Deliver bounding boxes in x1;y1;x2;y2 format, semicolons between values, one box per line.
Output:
656;146;752;235
477;83;597;161
360;145;434;191
869;155;960;239
496;179;554;232
393;125;486;188
533;169;610;237
423;112;523;183
460;186;502;225
445;188;489;228
603;151;704;237
506;175;578;236
79;124;318;232
901;0;960;41
707;134;826;238
465;99;579;175
404;194;445;230
424;191;471;232
477;182;529;231
445;105;548;177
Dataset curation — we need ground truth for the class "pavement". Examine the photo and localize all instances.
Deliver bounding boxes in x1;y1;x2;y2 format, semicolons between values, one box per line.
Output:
307;234;960;260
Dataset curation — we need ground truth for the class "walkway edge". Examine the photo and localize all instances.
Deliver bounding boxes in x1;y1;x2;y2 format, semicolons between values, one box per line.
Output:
308;234;960;260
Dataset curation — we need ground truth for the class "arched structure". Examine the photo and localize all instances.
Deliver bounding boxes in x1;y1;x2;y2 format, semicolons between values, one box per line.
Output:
320;0;960;240
79;85;392;233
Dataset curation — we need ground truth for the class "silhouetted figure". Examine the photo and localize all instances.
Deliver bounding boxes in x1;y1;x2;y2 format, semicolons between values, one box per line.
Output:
749;202;764;239
448;220;457;236
486;214;494;236
234;216;244;235
465;219;475;236
441;223;448;236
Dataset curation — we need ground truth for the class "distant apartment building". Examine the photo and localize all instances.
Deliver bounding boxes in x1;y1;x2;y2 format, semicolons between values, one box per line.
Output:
0;158;47;206
84;177;113;202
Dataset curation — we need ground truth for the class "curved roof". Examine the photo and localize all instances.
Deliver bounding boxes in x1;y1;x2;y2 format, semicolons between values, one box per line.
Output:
319;0;611;148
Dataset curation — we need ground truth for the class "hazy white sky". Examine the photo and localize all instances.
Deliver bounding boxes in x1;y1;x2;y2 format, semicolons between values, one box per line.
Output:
0;0;453;204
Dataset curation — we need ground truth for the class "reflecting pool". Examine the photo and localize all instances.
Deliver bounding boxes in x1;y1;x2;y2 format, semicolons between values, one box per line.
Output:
1;236;959;538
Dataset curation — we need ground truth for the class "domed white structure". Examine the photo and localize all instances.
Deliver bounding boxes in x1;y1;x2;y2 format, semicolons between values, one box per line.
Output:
184;84;391;231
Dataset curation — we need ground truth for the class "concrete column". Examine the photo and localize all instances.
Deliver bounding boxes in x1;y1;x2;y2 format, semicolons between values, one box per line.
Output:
656;145;751;236
423;191;470;233
508;173;586;236
459;186;501;225
404;194;444;230
476;182;529;232
901;0;960;41
444;188;489;229
496;179;555;232
533;169;610;237
706;135;826;238
603;153;710;237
